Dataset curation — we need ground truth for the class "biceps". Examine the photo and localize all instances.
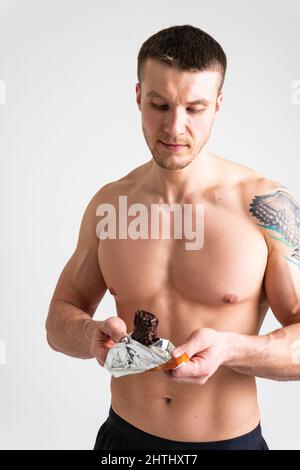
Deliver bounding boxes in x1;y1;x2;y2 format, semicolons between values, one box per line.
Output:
51;246;107;315
264;249;300;326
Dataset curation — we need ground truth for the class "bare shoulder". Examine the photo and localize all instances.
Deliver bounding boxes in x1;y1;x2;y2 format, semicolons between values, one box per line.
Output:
240;174;300;266
94;162;149;205
214;154;269;188
242;175;284;204
233;166;300;255
212;155;296;228
214;155;284;202
77;163;147;239
212;154;281;202
240;173;293;220
240;173;287;228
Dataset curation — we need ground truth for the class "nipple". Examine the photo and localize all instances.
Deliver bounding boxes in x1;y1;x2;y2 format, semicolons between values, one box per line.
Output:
222;293;239;304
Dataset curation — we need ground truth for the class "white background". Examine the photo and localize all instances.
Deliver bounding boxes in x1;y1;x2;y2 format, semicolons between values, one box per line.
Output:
0;0;299;449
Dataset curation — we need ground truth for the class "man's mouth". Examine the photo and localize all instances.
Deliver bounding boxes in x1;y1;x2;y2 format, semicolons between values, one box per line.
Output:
159;141;188;151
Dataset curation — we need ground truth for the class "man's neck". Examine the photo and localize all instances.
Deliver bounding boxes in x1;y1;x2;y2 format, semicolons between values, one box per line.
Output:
145;147;217;204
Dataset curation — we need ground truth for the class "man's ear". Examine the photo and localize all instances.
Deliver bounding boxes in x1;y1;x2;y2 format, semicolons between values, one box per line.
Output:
215;92;224;115
136;83;141;111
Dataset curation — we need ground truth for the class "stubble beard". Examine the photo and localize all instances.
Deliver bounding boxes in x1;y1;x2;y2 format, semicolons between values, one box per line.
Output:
151;139;208;171
152;147;195;170
142;125;209;170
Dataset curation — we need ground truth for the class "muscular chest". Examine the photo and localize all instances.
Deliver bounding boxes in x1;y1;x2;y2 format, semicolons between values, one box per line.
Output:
98;203;268;307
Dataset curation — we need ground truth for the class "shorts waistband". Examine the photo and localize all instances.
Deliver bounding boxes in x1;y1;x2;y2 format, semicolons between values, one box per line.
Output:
108;406;263;449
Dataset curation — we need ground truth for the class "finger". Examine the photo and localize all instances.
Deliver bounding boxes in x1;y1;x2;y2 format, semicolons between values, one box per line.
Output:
98;342;116;366
101;317;128;343
172;335;206;361
171;356;207;378
172;328;218;361
103;338;115;347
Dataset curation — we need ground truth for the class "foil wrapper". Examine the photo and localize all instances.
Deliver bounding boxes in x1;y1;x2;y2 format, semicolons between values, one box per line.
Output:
104;332;176;378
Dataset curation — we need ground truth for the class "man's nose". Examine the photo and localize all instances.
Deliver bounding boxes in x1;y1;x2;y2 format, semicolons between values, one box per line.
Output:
163;109;187;136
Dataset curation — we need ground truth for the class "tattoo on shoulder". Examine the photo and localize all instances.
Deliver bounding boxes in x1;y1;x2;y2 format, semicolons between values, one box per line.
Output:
249;189;300;267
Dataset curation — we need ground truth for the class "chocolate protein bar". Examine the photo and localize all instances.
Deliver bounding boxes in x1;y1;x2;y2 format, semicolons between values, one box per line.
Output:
131;310;160;346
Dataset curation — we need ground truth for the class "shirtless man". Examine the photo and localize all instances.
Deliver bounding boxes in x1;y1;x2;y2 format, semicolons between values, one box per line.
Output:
46;25;300;450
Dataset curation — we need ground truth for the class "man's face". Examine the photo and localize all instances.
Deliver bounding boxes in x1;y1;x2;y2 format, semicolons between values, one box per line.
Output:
136;58;223;170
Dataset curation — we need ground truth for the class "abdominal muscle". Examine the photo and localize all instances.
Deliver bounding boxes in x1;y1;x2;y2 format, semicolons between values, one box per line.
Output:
107;293;266;442
110;364;260;442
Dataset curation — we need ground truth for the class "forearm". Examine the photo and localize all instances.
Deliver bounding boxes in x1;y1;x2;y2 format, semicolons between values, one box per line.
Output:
224;323;300;381
46;300;101;359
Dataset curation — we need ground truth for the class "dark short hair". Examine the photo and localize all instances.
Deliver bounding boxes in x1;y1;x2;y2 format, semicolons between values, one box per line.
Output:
137;24;227;93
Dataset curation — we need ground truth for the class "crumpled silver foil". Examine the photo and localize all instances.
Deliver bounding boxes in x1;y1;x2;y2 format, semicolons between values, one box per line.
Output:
104;332;176;377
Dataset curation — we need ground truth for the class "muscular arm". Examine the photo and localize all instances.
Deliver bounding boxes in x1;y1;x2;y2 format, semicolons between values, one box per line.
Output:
46;301;103;359
225;324;300;381
225;184;300;380
46;189;107;359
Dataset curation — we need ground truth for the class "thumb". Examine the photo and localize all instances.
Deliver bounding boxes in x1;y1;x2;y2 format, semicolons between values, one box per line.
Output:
110;328;128;343
101;317;128;343
172;335;205;360
172;344;189;359
172;329;212;359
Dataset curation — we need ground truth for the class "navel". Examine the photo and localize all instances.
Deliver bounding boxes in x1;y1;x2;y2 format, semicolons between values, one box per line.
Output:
164;397;172;405
222;293;239;304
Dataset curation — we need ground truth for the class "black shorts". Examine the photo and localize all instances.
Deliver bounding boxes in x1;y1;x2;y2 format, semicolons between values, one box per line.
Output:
94;406;269;450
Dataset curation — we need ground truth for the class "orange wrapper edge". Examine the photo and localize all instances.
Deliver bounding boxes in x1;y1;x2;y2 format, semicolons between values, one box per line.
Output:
148;352;190;372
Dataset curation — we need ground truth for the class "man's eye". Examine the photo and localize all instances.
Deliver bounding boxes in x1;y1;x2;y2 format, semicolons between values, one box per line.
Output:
151;104;168;111
187;108;204;113
151;104;204;113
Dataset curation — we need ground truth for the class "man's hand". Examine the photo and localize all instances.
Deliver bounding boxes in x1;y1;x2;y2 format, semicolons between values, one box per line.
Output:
164;327;233;385
90;317;128;367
